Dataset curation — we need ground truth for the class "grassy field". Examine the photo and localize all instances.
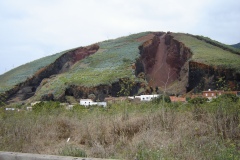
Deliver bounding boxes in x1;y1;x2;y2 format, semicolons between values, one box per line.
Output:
172;33;240;73
1;95;240;159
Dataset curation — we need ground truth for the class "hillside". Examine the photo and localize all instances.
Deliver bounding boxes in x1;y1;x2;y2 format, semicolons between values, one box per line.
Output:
0;31;240;104
231;43;240;49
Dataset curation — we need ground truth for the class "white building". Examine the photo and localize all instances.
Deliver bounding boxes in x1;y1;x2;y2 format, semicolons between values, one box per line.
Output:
5;108;15;111
128;95;159;101
80;99;107;107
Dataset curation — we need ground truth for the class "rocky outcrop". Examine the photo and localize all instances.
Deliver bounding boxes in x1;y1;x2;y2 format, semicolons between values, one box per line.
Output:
187;62;240;93
63;80;142;102
136;32;192;94
137;32;240;94
137;34;162;74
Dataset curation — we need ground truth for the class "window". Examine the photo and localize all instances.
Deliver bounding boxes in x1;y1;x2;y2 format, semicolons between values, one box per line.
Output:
206;93;208;96
212;93;214;96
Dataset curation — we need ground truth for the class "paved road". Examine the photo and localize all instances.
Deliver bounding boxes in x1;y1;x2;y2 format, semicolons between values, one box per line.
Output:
0;151;117;160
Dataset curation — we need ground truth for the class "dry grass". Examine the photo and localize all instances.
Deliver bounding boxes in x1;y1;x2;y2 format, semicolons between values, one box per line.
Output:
0;100;240;159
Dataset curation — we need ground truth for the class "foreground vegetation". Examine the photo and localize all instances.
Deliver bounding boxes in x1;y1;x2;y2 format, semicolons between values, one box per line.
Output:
0;94;240;159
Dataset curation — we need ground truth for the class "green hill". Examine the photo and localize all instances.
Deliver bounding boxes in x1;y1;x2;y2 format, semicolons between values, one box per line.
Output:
0;31;240;104
171;33;240;72
231;43;240;49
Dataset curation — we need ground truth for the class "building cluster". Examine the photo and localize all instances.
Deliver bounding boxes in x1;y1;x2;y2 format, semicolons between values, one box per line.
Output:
4;90;240;111
201;89;240;100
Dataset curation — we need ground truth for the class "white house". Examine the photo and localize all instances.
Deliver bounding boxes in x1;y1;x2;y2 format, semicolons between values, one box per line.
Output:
5;108;15;111
80;99;96;106
80;99;107;107
128;95;159;101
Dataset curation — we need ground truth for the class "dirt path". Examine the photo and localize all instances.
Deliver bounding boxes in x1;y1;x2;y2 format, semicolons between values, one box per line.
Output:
148;34;177;89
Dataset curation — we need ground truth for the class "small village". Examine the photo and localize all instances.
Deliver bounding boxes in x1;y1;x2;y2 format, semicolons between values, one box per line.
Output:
5;89;240;111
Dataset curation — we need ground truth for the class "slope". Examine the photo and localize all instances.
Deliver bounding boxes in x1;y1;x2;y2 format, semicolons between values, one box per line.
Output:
0;32;153;103
0;51;66;93
231;43;240;49
1;31;240;104
172;33;240;72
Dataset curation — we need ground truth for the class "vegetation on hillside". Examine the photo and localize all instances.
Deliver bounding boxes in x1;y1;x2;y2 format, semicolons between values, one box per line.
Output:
1;31;240;101
0;49;76;93
231;43;240;49
1;95;240;159
193;35;240;55
34;32;151;99
172;33;240;72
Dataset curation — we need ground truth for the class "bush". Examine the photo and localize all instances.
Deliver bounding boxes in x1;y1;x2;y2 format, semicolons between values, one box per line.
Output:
213;93;239;103
32;101;62;113
188;97;208;104
152;94;171;104
1;99;240;159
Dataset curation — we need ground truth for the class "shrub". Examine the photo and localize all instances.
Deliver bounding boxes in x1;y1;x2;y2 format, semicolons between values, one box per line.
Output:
213;93;239;103
152;94;171;104
32;101;62;113
188;97;208;104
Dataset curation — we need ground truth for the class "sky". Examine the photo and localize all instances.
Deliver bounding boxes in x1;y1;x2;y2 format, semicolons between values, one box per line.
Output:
0;0;240;75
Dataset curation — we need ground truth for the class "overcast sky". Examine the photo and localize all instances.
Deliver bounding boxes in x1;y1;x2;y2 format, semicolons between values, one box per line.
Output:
0;0;240;75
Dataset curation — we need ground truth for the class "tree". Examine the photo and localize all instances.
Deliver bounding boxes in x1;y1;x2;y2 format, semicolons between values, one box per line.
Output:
118;78;135;96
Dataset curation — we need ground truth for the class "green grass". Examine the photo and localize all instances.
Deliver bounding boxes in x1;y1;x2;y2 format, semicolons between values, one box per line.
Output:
172;33;240;72
193;35;240;55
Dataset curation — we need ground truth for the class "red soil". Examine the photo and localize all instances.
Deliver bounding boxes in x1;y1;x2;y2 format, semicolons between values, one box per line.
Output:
148;34;177;89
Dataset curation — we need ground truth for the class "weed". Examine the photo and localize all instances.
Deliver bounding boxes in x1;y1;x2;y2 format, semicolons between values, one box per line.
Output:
59;145;87;157
1;96;240;159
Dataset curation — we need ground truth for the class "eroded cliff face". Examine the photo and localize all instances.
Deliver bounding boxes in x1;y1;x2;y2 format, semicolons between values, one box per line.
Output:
136;32;192;94
137;33;240;94
5;44;99;103
63;80;142;102
188;62;240;93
